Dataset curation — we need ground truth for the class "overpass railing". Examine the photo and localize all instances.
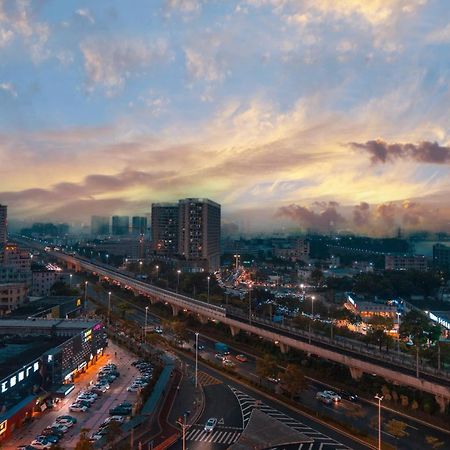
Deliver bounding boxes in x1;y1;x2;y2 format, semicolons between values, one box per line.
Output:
226;306;450;382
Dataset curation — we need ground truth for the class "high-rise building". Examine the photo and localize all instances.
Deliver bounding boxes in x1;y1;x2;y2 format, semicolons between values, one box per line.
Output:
178;198;221;271
0;204;7;244
151;203;179;256
433;244;450;270
131;216;148;235
112;216;129;235
91;216;110;236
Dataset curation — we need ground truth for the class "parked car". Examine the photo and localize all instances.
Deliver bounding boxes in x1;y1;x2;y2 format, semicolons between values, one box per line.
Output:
69;403;88;412
316;392;333;405
56;415;77;424
204;417;218;433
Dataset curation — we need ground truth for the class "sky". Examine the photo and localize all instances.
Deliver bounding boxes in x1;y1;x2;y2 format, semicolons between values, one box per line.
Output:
1;0;450;235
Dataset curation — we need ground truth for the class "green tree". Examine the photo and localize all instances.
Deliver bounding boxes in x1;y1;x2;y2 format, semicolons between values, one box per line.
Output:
280;364;308;399
385;419;409;439
117;302;131;319
74;429;94;450
256;354;278;382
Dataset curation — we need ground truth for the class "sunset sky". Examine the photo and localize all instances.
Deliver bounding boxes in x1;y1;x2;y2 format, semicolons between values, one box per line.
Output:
1;0;450;234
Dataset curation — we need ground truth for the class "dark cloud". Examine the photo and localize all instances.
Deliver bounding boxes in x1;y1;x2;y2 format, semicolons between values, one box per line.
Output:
353;201;370;227
350;140;450;164
278;202;346;232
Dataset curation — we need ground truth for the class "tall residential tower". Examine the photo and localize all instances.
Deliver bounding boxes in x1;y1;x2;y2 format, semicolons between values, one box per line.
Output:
151;203;179;256
0;204;7;245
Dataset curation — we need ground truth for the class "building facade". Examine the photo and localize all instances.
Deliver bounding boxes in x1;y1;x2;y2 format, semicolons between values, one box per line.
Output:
385;254;428;271
433;244;450;270
0;283;29;315
0;205;6;245
112;216;130;235
131;216;148;235
151;203;179;256
178;198;221;271
31;270;62;297
91;216;110;236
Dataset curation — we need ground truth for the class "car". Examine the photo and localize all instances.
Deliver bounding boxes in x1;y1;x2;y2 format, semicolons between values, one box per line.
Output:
30;440;51;449
215;353;225;361
235;354;247;362
322;390;341;402
69;403;88;412
316;392;333;405
204;417;218;433
77;395;96;403
109;407;132;416
267;376;281;384
50;423;69;433
39;434;59;444
56;415;77;424
90;387;104;395
223;359;235;368
154;327;163;334
339;391;358;402
127;386;140;392
103;415;125;425
42;427;64;438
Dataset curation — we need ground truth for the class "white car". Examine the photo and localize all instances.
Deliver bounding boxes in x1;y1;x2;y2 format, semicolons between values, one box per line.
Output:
316;392;333;405
77;395;95;403
103;415;125;425
204;417;217;432
31;440;52;448
323;390;341;402
69;403;88;412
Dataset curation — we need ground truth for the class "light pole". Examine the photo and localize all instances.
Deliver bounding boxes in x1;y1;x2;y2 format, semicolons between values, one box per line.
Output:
396;312;401;353
139;261;143;274
249;284;252;325
195;332;199;388
177;270;181;293
155;265;159;280
84;281;88;312
143;306;149;342
309;295;315;344
177;413;188;450
108;291;111;325
69;274;72;288
375;394;383;450
207;276;210;303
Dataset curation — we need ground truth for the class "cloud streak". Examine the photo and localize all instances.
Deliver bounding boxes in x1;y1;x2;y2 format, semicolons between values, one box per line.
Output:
350;140;450;165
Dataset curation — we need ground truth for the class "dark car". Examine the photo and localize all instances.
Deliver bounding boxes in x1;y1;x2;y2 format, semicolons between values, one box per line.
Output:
42;428;64;438
77;399;92;408
339;391;358;402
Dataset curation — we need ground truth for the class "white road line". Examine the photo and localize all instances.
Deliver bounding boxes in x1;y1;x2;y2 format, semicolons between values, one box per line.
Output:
195;431;208;441
218;431;229;443
214;431;224;442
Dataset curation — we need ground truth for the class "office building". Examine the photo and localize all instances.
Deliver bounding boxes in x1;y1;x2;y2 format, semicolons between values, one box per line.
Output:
132;216;148;235
112;216;129;235
433;244;450;270
0;319;106;442
151;203;179;256
385;254;428;271
0;283;29;315
178;198;221;271
0;204;6;244
91;216;110;236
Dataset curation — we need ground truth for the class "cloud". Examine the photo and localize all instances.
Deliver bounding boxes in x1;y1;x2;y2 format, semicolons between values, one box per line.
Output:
352;202;370;227
427;23;450;44
80;37;170;94
185;45;227;83
164;0;203;14
278;202;346;232
75;8;95;24
0;82;17;97
350;140;450;164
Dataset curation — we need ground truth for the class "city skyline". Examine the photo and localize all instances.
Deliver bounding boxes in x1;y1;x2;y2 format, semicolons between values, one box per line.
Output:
1;1;450;234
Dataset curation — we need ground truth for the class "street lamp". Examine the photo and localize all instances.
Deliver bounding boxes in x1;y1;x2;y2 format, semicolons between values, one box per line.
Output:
207;276;210;304
84;281;88;312
176;413;188;450
177;270;181;293
156;265;159;280
249;283;252;325
195;332;199;388
309;295;315;344
139;261;143;274
143;306;149;342
374;394;383;450
69;274;72;288
107;291;111;325
396;312;401;353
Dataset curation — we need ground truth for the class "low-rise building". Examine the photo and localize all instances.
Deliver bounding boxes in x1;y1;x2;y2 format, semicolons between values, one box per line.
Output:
0;283;28;316
31;269;62;297
385;254;428;271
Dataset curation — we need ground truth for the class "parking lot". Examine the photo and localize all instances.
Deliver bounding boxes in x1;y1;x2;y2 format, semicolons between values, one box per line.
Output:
5;342;141;449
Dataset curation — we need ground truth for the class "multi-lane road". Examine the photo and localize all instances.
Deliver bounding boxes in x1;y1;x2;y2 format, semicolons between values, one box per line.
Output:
83;278;450;450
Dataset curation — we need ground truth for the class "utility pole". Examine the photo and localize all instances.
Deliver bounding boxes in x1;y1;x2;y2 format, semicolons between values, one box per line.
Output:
107;291;111;325
374;394;383;450
84;281;88;312
207;276;210;303
195;332;199;388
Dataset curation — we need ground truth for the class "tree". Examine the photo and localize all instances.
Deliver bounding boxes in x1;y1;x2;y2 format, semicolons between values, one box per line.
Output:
385;419;408;439
117;302;131;319
106;420;123;445
400;310;442;375
256;354;278;382
367;316;394;352
280;364;308;399
74;429;94;450
50;280;78;296
170;320;188;343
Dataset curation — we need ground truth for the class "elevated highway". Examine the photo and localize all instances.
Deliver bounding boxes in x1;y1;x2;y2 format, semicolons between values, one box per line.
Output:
19;240;450;410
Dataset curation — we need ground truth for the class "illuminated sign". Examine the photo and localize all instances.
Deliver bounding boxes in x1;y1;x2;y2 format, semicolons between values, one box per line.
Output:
78;361;87;370
76;298;81;307
0;420;7;436
83;329;92;342
18;371;24;382
33;362;39;372
0;362;39;395
9;376;16;387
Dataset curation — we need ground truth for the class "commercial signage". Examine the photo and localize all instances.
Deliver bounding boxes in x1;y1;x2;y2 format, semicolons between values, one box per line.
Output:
0;361;39;394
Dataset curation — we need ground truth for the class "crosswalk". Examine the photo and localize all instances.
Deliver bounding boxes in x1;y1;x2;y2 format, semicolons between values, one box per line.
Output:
230;387;351;450
185;426;241;444
196;371;222;386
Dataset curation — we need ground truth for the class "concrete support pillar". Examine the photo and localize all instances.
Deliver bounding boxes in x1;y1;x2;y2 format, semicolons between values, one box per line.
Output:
197;315;208;325
279;343;289;354
171;305;180;317
435;395;450;414
349;367;364;380
149;297;158;305
229;325;240;337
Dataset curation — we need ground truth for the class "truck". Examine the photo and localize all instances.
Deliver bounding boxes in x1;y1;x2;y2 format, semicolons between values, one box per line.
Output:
214;342;229;355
